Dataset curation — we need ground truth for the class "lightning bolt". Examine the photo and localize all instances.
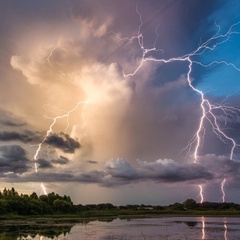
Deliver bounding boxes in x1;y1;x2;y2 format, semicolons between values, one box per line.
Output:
33;99;89;194
221;178;226;203
199;185;204;204
40;182;47;195
34;100;89;161
113;4;240;203
43;42;72;83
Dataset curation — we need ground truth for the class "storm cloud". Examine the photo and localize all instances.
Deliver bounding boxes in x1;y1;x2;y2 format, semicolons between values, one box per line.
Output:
37;158;53;169
51;156;70;165
44;133;80;153
0;131;36;143
37;156;70;169
4;155;240;188
0;145;30;173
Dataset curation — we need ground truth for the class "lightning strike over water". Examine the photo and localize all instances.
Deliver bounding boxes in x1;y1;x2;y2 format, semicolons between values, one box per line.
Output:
115;5;240;203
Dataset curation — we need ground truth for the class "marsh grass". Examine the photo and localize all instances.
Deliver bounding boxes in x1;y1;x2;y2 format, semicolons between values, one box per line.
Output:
0;208;240;222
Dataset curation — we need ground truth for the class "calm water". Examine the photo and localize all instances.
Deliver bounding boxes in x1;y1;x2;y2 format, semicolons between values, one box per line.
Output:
1;217;240;240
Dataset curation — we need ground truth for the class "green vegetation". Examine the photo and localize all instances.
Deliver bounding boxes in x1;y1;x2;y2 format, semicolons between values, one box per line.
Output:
0;188;74;215
1;188;240;218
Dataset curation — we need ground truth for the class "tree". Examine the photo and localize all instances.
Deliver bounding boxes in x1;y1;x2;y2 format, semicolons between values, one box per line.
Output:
183;199;198;210
168;202;184;211
30;192;38;200
2;188;8;198
10;187;18;197
0;199;9;214
53;199;73;213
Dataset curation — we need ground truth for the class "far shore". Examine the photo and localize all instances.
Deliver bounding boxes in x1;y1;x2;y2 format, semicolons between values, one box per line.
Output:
1;209;240;224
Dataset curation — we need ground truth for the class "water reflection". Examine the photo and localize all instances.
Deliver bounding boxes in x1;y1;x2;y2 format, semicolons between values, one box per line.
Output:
0;217;239;240
224;220;228;240
184;221;198;228
0;223;73;240
201;216;205;240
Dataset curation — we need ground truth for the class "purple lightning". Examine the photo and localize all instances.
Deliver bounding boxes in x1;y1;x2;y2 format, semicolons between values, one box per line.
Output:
221;178;226;203
112;4;240;203
199;185;204;204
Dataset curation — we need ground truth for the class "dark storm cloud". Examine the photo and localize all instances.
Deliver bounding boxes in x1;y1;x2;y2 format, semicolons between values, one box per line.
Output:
2;155;237;187
3;155;240;188
37;158;53;169
0;131;36;143
11;170;106;184
0;145;30;173
51;156;70;165
103;156;240;186
37;156;70;168
0;120;25;127
104;158;214;186
44;132;80;153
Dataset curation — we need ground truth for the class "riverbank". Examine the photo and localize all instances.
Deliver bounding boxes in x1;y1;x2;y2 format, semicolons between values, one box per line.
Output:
1;208;240;222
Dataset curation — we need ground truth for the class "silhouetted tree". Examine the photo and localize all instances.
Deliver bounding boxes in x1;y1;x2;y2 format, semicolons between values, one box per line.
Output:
183;199;198;209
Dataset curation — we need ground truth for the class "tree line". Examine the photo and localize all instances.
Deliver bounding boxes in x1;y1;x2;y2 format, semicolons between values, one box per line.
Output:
0;188;74;215
0;188;240;215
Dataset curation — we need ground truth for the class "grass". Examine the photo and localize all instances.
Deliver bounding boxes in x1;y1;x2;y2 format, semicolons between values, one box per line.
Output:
1;208;240;222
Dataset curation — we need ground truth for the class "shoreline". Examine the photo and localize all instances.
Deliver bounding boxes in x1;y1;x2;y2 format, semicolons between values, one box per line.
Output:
1;210;240;224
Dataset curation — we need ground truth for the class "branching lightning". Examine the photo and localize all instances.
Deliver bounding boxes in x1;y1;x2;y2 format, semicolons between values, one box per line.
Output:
29;37;91;195
112;4;240;203
43;42;72;83
32;43;90;194
33;99;89;194
25;2;239;202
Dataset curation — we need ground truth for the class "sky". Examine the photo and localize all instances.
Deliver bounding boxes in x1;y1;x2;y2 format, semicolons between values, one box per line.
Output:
0;0;240;205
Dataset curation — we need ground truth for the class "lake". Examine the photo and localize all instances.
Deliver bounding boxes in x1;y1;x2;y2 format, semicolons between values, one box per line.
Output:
1;217;240;240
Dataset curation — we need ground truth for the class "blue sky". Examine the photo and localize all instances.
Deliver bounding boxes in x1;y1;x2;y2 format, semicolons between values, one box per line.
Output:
192;0;240;96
